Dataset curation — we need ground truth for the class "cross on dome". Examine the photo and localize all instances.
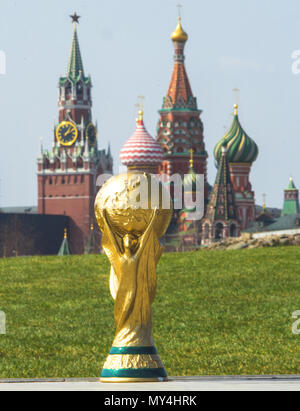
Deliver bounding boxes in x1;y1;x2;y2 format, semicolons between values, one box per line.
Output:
233;88;240;114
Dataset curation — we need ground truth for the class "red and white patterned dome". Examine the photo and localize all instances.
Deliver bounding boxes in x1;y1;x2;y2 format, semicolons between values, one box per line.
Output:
120;115;164;167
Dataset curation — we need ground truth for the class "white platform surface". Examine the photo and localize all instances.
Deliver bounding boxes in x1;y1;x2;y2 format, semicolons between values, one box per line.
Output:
1;378;300;391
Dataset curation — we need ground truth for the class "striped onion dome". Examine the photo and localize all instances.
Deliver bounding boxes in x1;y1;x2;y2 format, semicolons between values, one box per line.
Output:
214;104;259;165
120;112;164;167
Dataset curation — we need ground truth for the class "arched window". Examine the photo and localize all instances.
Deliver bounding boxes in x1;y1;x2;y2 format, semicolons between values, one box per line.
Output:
65;82;72;99
230;224;237;238
204;224;210;239
76;82;83;100
215;223;224;240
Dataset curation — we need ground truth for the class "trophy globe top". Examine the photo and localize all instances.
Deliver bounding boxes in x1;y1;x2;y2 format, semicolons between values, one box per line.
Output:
95;172;173;239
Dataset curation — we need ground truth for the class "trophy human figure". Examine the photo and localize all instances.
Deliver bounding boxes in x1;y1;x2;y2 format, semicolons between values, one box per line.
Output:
95;172;172;383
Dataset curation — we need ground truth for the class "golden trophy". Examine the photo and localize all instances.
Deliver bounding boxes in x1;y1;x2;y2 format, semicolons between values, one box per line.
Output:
95;172;172;383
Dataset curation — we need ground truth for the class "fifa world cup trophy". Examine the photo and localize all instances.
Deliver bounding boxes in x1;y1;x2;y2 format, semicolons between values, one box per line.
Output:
95;172;173;382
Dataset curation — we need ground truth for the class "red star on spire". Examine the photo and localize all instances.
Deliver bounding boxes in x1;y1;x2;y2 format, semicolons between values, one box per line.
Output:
70;12;81;24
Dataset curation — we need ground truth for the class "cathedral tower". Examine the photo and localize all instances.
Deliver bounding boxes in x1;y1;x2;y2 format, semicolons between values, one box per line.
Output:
202;146;240;244
157;15;208;199
214;103;258;230
37;14;113;254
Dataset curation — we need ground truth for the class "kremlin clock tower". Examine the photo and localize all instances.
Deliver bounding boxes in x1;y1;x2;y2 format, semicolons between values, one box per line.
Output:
37;14;113;254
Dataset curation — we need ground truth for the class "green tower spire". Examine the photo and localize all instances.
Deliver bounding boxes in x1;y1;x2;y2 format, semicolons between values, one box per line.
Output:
207;145;238;222
288;177;297;190
59;14;91;88
202;145;240;243
58;229;71;256
281;177;300;216
85;224;99;254
67;23;85;81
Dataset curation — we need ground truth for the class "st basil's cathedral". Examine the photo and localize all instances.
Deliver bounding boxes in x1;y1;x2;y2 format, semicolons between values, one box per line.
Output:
35;12;300;255
119;15;259;249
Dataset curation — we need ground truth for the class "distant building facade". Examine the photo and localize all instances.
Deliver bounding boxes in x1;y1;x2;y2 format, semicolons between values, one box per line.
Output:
281;177;300;216
0;213;69;257
245;178;300;235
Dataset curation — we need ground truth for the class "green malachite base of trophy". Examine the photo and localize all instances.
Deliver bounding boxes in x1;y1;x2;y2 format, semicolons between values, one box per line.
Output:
100;346;168;383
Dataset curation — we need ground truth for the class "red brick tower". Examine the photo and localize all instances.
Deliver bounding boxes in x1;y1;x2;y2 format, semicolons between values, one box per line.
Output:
37;14;113;254
157;16;208;201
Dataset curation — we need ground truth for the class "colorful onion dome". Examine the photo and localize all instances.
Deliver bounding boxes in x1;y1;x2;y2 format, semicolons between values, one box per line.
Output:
171;17;188;43
183;150;202;191
120;111;164;167
183;166;201;192
214;104;259;165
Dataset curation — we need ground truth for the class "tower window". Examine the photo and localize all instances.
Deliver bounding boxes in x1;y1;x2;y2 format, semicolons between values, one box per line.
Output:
65;82;72;99
76;82;83;100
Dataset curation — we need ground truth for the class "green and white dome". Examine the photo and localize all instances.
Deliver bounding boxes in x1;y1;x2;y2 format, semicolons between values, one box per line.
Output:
183;165;202;192
214;105;259;165
183;150;202;192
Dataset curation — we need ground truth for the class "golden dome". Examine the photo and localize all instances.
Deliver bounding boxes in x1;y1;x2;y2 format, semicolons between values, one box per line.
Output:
171;17;188;43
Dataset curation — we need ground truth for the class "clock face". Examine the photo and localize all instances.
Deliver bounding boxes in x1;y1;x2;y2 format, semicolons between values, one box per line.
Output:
85;123;97;146
56;121;78;146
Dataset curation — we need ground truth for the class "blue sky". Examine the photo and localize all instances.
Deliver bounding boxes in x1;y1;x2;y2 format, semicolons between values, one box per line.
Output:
0;0;300;208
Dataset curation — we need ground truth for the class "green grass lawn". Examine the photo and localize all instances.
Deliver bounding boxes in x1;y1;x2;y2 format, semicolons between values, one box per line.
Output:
0;247;300;378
